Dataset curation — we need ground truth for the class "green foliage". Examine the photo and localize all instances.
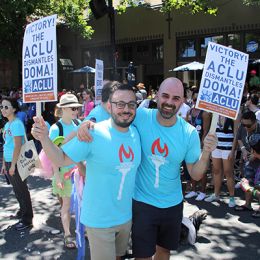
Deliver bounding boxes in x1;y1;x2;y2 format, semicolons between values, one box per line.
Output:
0;0;93;58
243;0;260;5
162;0;218;15
116;0;218;15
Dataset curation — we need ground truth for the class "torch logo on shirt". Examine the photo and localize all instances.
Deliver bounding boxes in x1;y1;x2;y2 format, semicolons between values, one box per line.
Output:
150;138;169;188
119;144;134;162
116;144;134;200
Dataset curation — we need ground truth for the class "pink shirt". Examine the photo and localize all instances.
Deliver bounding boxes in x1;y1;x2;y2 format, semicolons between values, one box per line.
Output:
83;101;94;117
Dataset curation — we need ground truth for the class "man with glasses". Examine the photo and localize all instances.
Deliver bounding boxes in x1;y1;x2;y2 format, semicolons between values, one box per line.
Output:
235;110;260;212
31;83;141;260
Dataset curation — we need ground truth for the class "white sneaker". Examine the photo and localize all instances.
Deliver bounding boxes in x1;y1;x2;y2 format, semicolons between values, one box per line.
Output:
195;192;206;201
205;194;220;202
185;191;197;199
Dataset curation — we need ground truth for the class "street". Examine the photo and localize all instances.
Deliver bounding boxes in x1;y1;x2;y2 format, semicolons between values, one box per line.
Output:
0;172;260;259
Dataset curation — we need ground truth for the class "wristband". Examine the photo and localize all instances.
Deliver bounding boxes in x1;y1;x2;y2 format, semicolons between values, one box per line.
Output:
241;146;246;150
252;189;258;198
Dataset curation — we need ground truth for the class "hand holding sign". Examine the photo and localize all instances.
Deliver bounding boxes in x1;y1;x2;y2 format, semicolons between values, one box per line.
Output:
196;42;249;133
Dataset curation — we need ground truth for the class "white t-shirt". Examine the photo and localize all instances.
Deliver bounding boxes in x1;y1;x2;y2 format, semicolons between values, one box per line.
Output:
178;103;191;119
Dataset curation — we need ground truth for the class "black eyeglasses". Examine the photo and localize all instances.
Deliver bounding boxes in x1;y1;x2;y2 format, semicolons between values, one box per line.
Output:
111;101;137;110
249;133;260;147
0;105;12;110
69;107;80;111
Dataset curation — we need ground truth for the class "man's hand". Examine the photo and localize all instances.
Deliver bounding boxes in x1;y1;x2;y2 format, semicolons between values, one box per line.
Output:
77;120;95;142
31;116;49;142
202;133;217;153
241;148;249;161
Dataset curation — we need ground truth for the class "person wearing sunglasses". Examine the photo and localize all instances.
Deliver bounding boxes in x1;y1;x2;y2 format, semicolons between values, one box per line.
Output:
0;97;33;231
235;110;260;212
48;93;83;249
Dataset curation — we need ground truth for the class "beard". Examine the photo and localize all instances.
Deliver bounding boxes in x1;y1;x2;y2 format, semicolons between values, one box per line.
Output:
158;103;178;119
111;112;135;128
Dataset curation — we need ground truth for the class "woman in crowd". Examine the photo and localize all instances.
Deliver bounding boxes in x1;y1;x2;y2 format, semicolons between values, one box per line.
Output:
0;97;33;230
49;93;83;249
81;89;94;119
185;90;211;201
205;115;239;207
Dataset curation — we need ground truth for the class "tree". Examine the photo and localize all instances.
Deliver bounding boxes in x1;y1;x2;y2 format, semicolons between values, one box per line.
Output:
0;0;93;59
116;0;218;15
243;0;260;5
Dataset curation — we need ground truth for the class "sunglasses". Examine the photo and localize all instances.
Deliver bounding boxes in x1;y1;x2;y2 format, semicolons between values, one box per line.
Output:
241;123;254;128
0;105;12;110
69;107;80;111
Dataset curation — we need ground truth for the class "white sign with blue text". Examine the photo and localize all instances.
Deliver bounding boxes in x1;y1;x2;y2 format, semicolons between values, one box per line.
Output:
22;14;57;103
196;42;249;119
95;59;104;105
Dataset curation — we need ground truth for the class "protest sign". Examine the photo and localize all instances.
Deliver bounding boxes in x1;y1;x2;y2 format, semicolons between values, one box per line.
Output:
94;59;104;105
22;15;57;104
196;42;249;120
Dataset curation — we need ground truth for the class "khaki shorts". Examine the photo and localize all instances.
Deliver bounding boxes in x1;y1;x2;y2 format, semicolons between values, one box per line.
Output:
86;220;132;260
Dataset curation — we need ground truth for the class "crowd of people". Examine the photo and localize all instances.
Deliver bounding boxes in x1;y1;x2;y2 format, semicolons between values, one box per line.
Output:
0;74;259;260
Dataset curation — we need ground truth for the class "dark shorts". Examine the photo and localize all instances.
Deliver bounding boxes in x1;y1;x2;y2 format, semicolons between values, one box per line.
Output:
132;199;183;258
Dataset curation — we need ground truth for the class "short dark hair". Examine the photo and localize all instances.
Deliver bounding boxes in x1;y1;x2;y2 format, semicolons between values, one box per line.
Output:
109;83;136;101
101;81;117;103
248;94;259;106
241;110;256;122
1;97;20;114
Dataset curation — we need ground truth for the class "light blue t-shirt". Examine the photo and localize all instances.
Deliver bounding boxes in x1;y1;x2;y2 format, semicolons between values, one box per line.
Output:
3;118;25;162
49;119;80;169
62;119;141;228
49;119;80;141
84;104;110;123
133;108;201;208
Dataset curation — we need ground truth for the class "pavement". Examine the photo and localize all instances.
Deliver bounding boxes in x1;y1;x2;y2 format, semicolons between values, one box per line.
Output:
0;156;260;259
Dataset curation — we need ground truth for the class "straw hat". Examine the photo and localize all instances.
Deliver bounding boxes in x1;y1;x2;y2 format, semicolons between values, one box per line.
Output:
56;93;83;108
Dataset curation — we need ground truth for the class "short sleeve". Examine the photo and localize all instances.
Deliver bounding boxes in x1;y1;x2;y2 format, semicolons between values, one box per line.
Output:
185;129;201;164
11;120;25;137
49;124;60;141
61;136;91;163
255;111;260;122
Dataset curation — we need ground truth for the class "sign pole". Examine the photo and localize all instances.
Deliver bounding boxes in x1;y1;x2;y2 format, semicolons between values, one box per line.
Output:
36;102;42;117
209;113;218;134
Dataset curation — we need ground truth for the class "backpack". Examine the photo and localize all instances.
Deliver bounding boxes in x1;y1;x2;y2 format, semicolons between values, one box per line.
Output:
55;119;80;136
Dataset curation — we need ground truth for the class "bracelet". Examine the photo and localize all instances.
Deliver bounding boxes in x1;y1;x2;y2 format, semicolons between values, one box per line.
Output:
241;146;246;150
252;189;258;198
